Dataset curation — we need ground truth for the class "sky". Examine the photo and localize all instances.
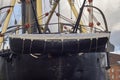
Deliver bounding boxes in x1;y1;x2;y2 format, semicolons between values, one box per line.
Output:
93;0;120;52
0;0;120;52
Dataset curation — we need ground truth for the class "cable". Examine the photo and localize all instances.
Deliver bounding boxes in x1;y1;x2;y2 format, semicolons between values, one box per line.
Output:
30;0;41;33
56;13;75;24
73;0;86;33
0;11;8;27
0;6;13;11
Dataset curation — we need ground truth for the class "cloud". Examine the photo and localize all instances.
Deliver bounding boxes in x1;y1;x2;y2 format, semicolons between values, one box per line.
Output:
94;0;120;29
93;0;120;51
110;23;120;46
0;0;11;7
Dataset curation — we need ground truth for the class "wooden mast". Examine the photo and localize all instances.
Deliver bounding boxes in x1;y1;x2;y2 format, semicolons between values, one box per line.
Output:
44;0;60;33
36;0;43;31
67;0;86;33
0;0;16;48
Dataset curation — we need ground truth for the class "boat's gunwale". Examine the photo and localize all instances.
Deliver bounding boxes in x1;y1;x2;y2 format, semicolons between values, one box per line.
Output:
9;33;110;40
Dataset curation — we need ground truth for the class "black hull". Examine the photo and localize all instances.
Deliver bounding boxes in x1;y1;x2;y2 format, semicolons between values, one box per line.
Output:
0;33;109;80
0;53;107;80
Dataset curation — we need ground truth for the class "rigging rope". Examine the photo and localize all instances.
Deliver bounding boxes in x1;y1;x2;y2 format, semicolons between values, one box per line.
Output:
55;13;75;24
30;0;41;33
0;9;10;27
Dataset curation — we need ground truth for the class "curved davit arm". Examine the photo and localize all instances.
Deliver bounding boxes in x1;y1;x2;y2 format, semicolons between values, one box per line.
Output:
85;5;108;32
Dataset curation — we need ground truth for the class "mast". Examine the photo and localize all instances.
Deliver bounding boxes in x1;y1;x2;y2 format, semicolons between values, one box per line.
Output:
44;0;60;33
21;0;41;33
73;0;86;33
58;1;61;33
67;0;86;33
0;0;16;48
36;0;43;31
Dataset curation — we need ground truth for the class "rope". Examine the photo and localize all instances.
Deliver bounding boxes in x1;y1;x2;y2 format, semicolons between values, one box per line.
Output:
73;0;87;33
0;6;13;11
30;0;41;33
34;12;50;22
13;8;18;25
55;12;75;24
0;10;9;27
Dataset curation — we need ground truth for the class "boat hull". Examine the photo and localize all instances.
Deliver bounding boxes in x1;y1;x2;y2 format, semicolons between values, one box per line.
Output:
0;53;107;80
9;33;109;55
0;33;109;80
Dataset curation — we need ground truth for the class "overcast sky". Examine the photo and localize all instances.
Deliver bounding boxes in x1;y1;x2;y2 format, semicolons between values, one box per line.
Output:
93;0;120;52
0;0;120;52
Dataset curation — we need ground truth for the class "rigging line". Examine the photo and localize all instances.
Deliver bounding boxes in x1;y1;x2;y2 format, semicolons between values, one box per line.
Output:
94;27;104;32
30;15;49;28
0;11;8;27
30;0;41;33
33;12;50;22
55;12;75;25
78;0;88;25
21;17;74;32
1;9;13;29
79;11;87;25
73;0;86;33
92;15;105;30
58;14;75;24
70;0;73;19
79;1;89;25
3;23;101;35
73;0;87;27
7;25;22;29
79;24;104;31
58;0;60;32
53;9;75;24
0;6;13;11
44;0;46;22
5;28;23;34
85;5;108;32
6;22;104;34
39;23;74;27
13;8;17;25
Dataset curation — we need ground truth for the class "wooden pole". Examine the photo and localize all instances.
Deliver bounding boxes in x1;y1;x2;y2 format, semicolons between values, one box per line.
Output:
36;0;43;30
0;0;16;48
67;0;86;33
